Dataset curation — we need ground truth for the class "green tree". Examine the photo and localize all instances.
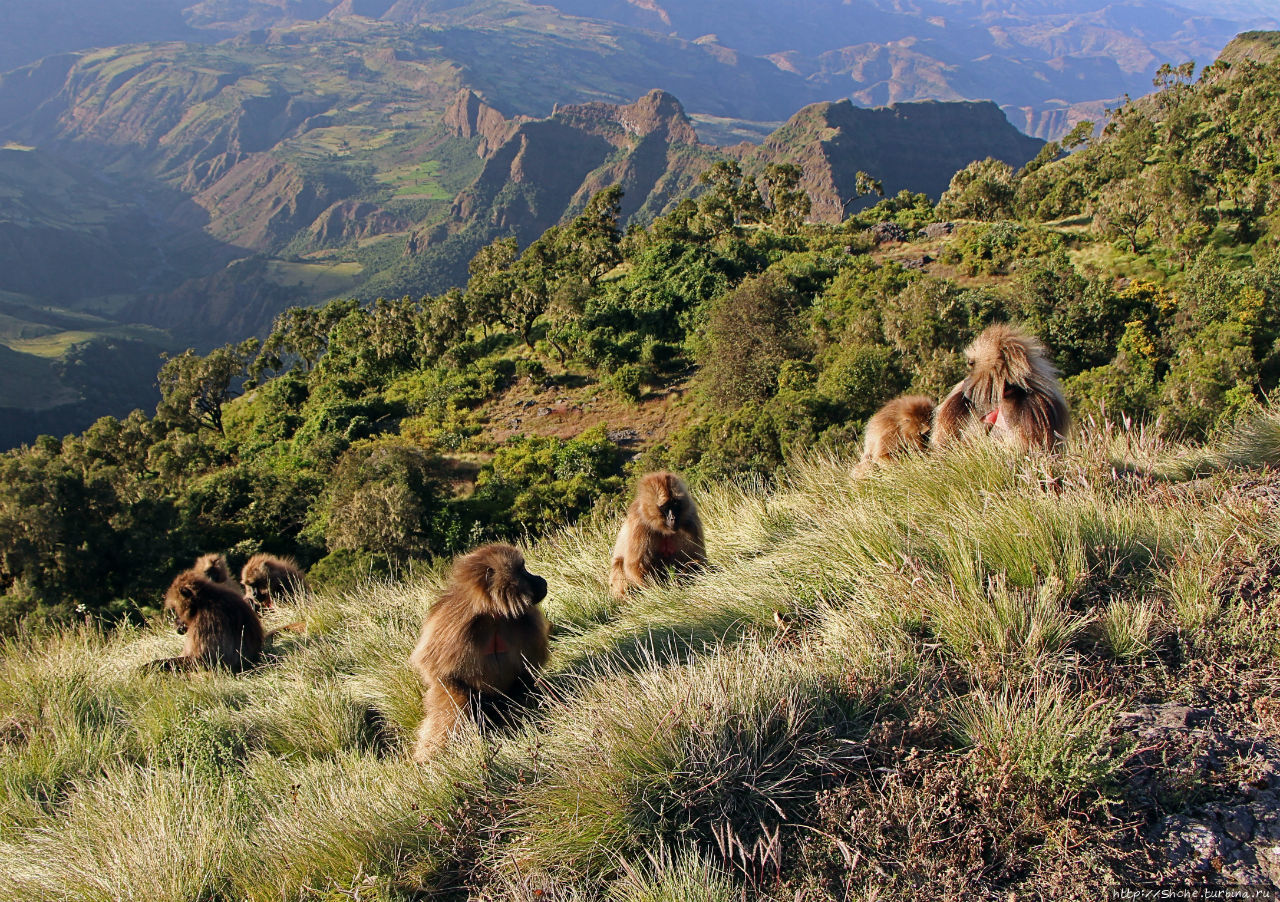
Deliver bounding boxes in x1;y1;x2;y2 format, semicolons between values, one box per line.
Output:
322;437;450;560
157;340;259;434
937;158;1018;221
760;163;811;232
466;236;519;337
251;298;360;381
699;271;811;406
696;160;764;235
1092;176;1152;252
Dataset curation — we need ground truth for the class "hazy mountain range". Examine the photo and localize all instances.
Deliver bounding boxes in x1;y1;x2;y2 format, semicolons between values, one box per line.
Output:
1;0;1272;137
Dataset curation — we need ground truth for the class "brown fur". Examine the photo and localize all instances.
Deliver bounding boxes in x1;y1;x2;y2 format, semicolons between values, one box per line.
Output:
409;544;551;761
194;553;233;584
240;553;307;611
931;324;1069;453
609;471;706;598
855;395;936;474
148;570;265;672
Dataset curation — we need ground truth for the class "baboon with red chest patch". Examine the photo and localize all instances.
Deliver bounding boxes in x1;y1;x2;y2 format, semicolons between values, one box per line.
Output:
609;471;706;598
409;544;551;761
932;323;1069;453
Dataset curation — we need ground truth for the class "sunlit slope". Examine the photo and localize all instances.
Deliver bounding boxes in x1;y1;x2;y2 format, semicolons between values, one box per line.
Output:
0;414;1277;899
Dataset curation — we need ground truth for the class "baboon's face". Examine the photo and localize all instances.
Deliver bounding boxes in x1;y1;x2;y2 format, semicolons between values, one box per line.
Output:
657;492;685;530
514;557;548;606
244;579;267;606
488;552;547;610
163;594;189;635
642;474;688;532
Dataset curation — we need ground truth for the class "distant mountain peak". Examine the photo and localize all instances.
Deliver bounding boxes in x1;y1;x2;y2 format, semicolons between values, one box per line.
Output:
552;89;699;144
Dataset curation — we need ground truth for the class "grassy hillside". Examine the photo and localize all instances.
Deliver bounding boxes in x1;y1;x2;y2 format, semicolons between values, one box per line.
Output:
0;417;1277;899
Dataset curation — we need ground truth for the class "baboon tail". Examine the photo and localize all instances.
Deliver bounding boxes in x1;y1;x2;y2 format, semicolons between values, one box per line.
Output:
266;621;306;641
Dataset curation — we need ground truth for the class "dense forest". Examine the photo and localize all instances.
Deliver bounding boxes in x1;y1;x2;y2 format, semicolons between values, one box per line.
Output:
2;35;1279;630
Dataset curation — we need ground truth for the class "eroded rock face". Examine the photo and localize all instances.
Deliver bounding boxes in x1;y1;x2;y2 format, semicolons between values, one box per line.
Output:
1120;703;1280;886
444;89;521;158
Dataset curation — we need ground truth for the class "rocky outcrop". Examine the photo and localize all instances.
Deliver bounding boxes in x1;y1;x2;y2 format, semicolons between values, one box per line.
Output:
415;89;706;252
554;89;700;146
444;89;521;158
308;200;410;247
1120;703;1280;886
1217;31;1280;67
193;155;348;251
746;99;1044;222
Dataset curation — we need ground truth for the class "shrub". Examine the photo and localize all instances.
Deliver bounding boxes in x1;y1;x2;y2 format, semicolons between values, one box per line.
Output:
321;437;451;560
471;427;625;538
698;271;810;407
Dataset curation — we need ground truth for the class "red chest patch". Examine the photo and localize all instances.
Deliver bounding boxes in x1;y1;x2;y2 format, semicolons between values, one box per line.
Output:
658;535;679;558
484;632;510;656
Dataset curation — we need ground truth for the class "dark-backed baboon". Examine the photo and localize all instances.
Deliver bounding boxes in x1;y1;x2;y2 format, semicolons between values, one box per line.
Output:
609;471;706;598
240;553;307;611
194;552;234;585
855;394;936;474
409;544;551;761
932;324;1069;453
148;570;265;672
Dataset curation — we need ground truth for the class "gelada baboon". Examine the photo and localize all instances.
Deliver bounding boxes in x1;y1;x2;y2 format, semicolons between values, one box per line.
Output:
240;553;307;611
854;394;936;474
194;552;234;585
932;324;1069;453
609;471;706;598
148;570;265;672
409;544;550;761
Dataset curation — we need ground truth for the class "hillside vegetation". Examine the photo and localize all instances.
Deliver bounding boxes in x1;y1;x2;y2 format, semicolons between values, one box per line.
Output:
0;423;1278;899
3;35;1280;628
0;18;1046;445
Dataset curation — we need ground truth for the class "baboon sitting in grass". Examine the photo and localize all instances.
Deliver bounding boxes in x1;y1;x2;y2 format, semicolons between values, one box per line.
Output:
147;570;265;672
933;323;1069;453
240;553;307;611
409;544;551;761
855;394;936;474
609;471;706;598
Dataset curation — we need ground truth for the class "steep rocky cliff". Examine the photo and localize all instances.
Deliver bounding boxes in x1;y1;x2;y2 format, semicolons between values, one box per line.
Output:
746;99;1044;222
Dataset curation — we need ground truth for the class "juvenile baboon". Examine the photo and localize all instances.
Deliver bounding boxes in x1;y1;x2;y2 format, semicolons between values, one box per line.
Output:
609;471;706;598
240;553;307;611
932;324;1069;453
855;394;936;474
148;570;265;672
194;552;234;585
409;544;551;761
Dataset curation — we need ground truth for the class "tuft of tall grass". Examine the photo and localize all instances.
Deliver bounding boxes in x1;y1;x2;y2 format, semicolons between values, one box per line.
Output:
230;751;479;901
609;847;742;902
924;572;1089;681
953;678;1119;802
1163;545;1225;632
0;766;236;902
1097;597;1164;660
506;643;867;881
1219;402;1280;469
